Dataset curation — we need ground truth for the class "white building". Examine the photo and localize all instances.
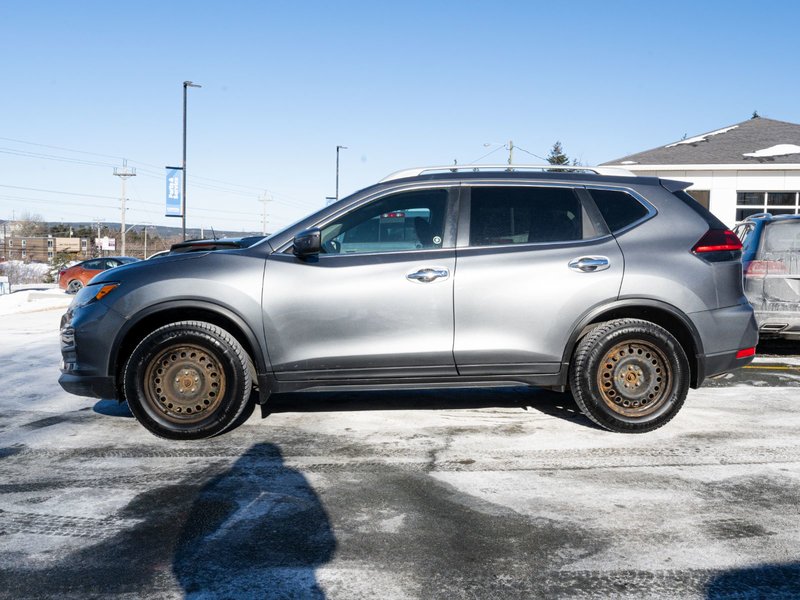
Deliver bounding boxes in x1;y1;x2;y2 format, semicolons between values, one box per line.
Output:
602;116;800;227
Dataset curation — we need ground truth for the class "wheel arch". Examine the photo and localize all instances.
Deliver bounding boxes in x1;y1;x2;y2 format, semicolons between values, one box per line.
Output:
110;301;269;395
562;299;705;388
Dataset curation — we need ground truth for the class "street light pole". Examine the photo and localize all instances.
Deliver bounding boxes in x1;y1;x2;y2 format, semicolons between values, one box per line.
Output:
182;81;201;241
335;145;348;202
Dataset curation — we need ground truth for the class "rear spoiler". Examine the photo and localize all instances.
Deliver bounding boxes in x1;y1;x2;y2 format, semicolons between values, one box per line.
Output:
660;178;692;192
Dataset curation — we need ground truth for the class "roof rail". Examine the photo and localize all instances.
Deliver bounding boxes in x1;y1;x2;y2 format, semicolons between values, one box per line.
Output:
380;164;637;182
745;212;773;220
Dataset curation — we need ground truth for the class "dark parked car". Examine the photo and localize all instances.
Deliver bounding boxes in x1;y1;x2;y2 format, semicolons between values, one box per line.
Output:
734;213;800;339
59;165;758;439
58;256;140;294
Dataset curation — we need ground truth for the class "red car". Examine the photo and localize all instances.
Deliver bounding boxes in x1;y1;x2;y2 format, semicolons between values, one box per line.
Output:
59;257;139;294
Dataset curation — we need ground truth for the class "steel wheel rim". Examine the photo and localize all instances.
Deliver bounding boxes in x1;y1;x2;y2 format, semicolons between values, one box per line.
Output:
143;343;226;424
67;280;83;293
596;339;673;417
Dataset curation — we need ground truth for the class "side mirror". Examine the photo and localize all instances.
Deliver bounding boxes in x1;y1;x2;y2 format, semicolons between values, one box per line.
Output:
293;227;321;258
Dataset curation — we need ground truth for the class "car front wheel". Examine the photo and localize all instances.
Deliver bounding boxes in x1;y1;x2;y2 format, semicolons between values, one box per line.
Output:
123;321;253;439
569;319;690;433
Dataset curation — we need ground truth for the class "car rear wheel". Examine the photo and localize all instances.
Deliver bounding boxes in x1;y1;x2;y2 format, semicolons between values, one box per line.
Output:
123;321;253;439
569;319;689;433
66;280;83;294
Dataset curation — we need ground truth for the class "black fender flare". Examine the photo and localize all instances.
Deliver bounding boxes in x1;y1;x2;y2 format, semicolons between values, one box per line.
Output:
560;298;706;385
108;299;271;380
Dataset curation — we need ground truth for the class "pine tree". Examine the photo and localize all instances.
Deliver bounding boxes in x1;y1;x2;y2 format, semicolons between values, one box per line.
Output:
546;141;569;165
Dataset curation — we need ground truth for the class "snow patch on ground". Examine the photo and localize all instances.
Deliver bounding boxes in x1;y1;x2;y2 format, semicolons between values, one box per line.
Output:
665;125;738;148
742;143;800;158
0;288;71;315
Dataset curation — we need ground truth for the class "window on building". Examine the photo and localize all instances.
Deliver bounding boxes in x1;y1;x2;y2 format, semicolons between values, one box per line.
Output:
47;239;54;248
686;190;710;210
735;192;799;221
21;250;26;258
48;251;54;259
21;239;27;247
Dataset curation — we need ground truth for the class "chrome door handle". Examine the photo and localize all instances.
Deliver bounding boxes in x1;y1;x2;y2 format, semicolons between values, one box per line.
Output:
406;267;450;283
568;256;610;272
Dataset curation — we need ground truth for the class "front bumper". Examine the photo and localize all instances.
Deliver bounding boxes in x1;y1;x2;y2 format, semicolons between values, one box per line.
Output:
58;372;117;399
59;299;126;400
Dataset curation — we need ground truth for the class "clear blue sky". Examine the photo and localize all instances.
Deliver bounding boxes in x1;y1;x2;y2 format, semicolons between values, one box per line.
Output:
2;0;799;233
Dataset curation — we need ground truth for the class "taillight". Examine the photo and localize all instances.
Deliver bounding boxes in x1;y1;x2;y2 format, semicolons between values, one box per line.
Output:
692;229;742;254
743;260;787;277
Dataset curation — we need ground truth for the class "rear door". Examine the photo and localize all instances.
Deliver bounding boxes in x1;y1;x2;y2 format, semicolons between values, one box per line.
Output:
453;183;624;375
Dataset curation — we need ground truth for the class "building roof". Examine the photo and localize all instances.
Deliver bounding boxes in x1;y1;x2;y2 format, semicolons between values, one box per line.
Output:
602;117;800;166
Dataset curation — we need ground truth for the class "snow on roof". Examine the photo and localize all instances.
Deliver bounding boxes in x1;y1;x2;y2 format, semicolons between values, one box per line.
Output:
742;144;800;158
620;160;638;165
665;126;739;148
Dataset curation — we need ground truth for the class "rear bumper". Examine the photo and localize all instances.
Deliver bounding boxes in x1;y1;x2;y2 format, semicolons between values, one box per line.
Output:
754;310;800;340
691;302;759;384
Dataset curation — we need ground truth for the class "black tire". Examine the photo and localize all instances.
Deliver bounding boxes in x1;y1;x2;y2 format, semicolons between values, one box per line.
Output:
569;319;689;433
123;321;253;440
66;280;83;294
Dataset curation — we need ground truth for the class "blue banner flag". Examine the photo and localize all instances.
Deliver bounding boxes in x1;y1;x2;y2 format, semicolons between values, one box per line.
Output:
165;167;183;217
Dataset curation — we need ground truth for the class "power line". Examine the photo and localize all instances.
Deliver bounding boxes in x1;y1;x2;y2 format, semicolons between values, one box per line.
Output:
0;135;311;206
469;145;506;163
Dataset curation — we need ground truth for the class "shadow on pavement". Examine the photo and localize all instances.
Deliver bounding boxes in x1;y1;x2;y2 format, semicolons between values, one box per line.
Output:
705;561;800;599
0;444;335;598
757;339;800;357
92;399;133;418
264;386;599;430
173;443;336;598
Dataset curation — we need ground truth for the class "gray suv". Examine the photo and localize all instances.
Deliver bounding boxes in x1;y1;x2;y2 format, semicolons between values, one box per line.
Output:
59;166;758;439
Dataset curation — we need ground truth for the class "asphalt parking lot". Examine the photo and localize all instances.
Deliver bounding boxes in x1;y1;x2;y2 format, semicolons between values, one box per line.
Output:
1;304;799;599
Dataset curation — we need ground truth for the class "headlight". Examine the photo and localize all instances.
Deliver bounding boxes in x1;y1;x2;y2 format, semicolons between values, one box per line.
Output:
71;283;120;309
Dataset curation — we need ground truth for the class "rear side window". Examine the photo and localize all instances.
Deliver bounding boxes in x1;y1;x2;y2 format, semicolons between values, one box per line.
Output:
469;186;594;246
590;189;650;233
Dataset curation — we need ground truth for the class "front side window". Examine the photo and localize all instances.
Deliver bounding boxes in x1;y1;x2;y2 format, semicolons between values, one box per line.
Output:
320;189;448;254
469;186;593;246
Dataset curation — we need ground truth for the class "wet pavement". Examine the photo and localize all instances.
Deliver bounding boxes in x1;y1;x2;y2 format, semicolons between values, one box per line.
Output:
0;309;799;599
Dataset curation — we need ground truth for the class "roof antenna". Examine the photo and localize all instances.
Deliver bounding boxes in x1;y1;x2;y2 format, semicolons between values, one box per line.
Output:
752;110;760;119
210;226;217;240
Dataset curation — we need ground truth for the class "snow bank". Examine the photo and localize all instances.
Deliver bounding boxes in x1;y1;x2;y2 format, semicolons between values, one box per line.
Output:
0;288;71;316
665;125;738;148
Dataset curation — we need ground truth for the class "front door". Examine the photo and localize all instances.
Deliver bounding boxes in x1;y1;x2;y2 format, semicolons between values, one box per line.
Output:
262;186;458;381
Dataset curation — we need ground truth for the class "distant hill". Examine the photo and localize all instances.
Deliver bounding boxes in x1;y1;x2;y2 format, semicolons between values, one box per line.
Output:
44;222;267;239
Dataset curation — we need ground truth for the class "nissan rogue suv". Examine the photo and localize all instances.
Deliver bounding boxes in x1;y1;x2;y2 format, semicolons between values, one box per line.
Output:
59;165;758;439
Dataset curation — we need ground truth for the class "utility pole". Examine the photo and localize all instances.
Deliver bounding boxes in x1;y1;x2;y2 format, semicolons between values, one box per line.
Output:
335;145;348;202
507;140;514;165
258;192;271;235
182;80;202;241
113;160;136;256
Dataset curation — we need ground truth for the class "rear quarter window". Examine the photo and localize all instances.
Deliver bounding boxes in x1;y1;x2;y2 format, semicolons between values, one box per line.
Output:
589;189;650;233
